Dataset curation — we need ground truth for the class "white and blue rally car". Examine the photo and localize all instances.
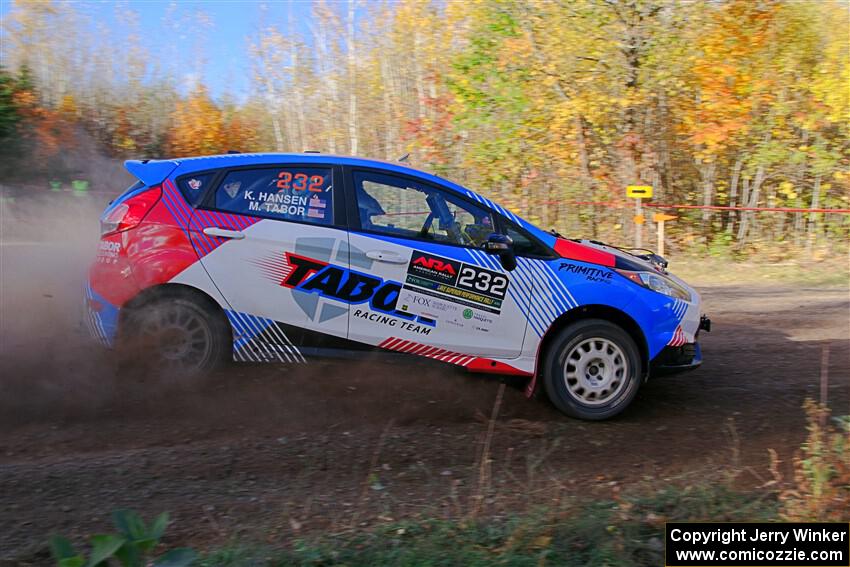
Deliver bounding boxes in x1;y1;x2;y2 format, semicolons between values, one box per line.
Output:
86;153;710;419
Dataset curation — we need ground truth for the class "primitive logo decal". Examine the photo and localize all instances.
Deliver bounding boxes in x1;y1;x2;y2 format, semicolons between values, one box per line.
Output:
559;262;613;283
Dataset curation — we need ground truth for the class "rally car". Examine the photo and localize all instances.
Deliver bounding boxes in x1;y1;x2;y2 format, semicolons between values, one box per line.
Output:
85;153;710;420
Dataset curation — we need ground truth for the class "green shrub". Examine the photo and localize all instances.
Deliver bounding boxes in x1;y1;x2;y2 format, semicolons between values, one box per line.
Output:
50;509;196;567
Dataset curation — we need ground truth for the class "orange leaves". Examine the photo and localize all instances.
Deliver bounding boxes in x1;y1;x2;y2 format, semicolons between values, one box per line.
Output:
12;87;75;159
678;0;787;154
165;86;262;156
167;86;225;157
222;110;262;154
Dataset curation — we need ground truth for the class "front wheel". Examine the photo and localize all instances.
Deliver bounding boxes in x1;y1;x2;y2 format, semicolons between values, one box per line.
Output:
542;319;642;420
119;296;230;374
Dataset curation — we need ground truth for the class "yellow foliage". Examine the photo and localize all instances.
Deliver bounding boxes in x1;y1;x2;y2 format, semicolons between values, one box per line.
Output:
778;400;850;522
167;85;226;157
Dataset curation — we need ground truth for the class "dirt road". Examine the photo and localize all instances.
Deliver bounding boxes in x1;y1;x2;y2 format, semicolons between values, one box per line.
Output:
1;194;848;561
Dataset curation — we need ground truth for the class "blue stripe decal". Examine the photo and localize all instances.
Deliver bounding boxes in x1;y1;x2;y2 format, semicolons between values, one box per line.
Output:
542;262;578;307
527;259;574;311
464;249;544;336
512;260;558;324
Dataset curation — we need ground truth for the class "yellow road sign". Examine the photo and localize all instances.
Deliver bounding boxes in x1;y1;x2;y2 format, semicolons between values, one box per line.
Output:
627;185;653;199
652;213;677;222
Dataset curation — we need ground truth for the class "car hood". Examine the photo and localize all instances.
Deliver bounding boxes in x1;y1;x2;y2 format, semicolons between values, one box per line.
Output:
553;238;700;304
575;239;658;271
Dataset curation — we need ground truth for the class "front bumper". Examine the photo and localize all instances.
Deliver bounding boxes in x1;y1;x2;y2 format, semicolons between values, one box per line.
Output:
650;341;703;376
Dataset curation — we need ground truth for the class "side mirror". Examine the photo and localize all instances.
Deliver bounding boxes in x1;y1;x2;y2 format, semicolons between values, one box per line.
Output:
483;233;516;272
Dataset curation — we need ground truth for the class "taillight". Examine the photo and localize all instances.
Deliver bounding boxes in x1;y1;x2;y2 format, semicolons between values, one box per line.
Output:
100;186;161;236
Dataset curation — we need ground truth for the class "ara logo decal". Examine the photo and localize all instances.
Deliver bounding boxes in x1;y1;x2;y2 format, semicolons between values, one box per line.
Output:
412;256;457;275
280;253;433;326
407;251;461;286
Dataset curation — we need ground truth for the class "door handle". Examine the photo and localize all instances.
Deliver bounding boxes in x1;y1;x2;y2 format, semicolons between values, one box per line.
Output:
203;227;245;240
365;250;408;264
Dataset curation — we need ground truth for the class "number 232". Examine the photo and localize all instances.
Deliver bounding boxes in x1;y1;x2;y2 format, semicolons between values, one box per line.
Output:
277;172;323;192
458;267;508;297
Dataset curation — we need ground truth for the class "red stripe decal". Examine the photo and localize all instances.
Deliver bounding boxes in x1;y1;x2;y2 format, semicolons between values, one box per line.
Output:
553;239;616;267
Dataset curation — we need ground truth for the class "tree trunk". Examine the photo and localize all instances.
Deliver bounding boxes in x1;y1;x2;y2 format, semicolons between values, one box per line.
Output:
806;175;822;253
575;115;593;191
380;52;395;160
699;161;716;235
346;0;359;155
314;7;337;153
726;157;743;234
736;165;765;246
289;9;306;151
270;114;285;152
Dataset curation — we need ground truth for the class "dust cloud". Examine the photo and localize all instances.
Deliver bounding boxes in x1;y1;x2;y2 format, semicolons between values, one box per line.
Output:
0;166;511;431
0;183;124;424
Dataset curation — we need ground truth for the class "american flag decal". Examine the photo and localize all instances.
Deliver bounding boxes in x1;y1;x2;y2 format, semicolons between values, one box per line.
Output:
668;325;687;347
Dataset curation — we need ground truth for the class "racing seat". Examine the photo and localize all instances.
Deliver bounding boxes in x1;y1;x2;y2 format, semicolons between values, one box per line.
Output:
357;185;385;230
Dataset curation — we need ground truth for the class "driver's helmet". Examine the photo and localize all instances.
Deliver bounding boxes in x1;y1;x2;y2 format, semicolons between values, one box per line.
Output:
463;214;493;246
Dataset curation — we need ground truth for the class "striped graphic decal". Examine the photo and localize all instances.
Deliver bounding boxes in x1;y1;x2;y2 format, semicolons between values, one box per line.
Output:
250;252;295;285
158;179;260;258
666;299;692;346
671;298;688;321
463;249;577;339
464;190;523;225
668;325;687;347
377;337;531;375
378;337;476;366
225;310;306;363
84;282;111;347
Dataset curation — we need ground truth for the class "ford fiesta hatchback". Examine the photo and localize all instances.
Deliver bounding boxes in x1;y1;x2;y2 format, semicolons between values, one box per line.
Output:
85;153;710;420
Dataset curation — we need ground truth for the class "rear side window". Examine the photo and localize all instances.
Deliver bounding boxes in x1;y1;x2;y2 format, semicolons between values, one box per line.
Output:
177;172;216;206
212;167;333;225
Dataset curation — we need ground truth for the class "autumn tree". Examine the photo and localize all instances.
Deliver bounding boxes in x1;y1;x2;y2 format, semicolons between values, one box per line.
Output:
167;85;226;157
1;0;847;252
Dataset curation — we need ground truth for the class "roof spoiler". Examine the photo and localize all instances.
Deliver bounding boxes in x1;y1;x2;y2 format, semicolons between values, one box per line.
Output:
124;159;179;187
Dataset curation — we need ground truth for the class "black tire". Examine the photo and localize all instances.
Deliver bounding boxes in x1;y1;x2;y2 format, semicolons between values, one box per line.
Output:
119;296;230;374
542;319;642;420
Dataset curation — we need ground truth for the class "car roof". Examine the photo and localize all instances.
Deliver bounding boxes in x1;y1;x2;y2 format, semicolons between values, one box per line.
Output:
128;153;462;192
184;153;458;186
124;152;549;243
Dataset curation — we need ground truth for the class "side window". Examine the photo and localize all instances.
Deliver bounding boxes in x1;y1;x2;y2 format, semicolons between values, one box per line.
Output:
353;171;494;247
212;167;333;225
177;172;216;206
504;222;552;258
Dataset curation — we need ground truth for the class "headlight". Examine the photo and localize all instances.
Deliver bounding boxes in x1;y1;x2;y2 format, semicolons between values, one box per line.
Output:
615;269;691;300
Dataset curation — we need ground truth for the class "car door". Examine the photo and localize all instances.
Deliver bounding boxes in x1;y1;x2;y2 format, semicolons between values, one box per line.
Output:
344;168;529;359
189;163;350;362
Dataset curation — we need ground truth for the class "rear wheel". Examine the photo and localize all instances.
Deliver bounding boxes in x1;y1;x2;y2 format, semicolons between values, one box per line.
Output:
120;296;230;374
542;319;641;420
